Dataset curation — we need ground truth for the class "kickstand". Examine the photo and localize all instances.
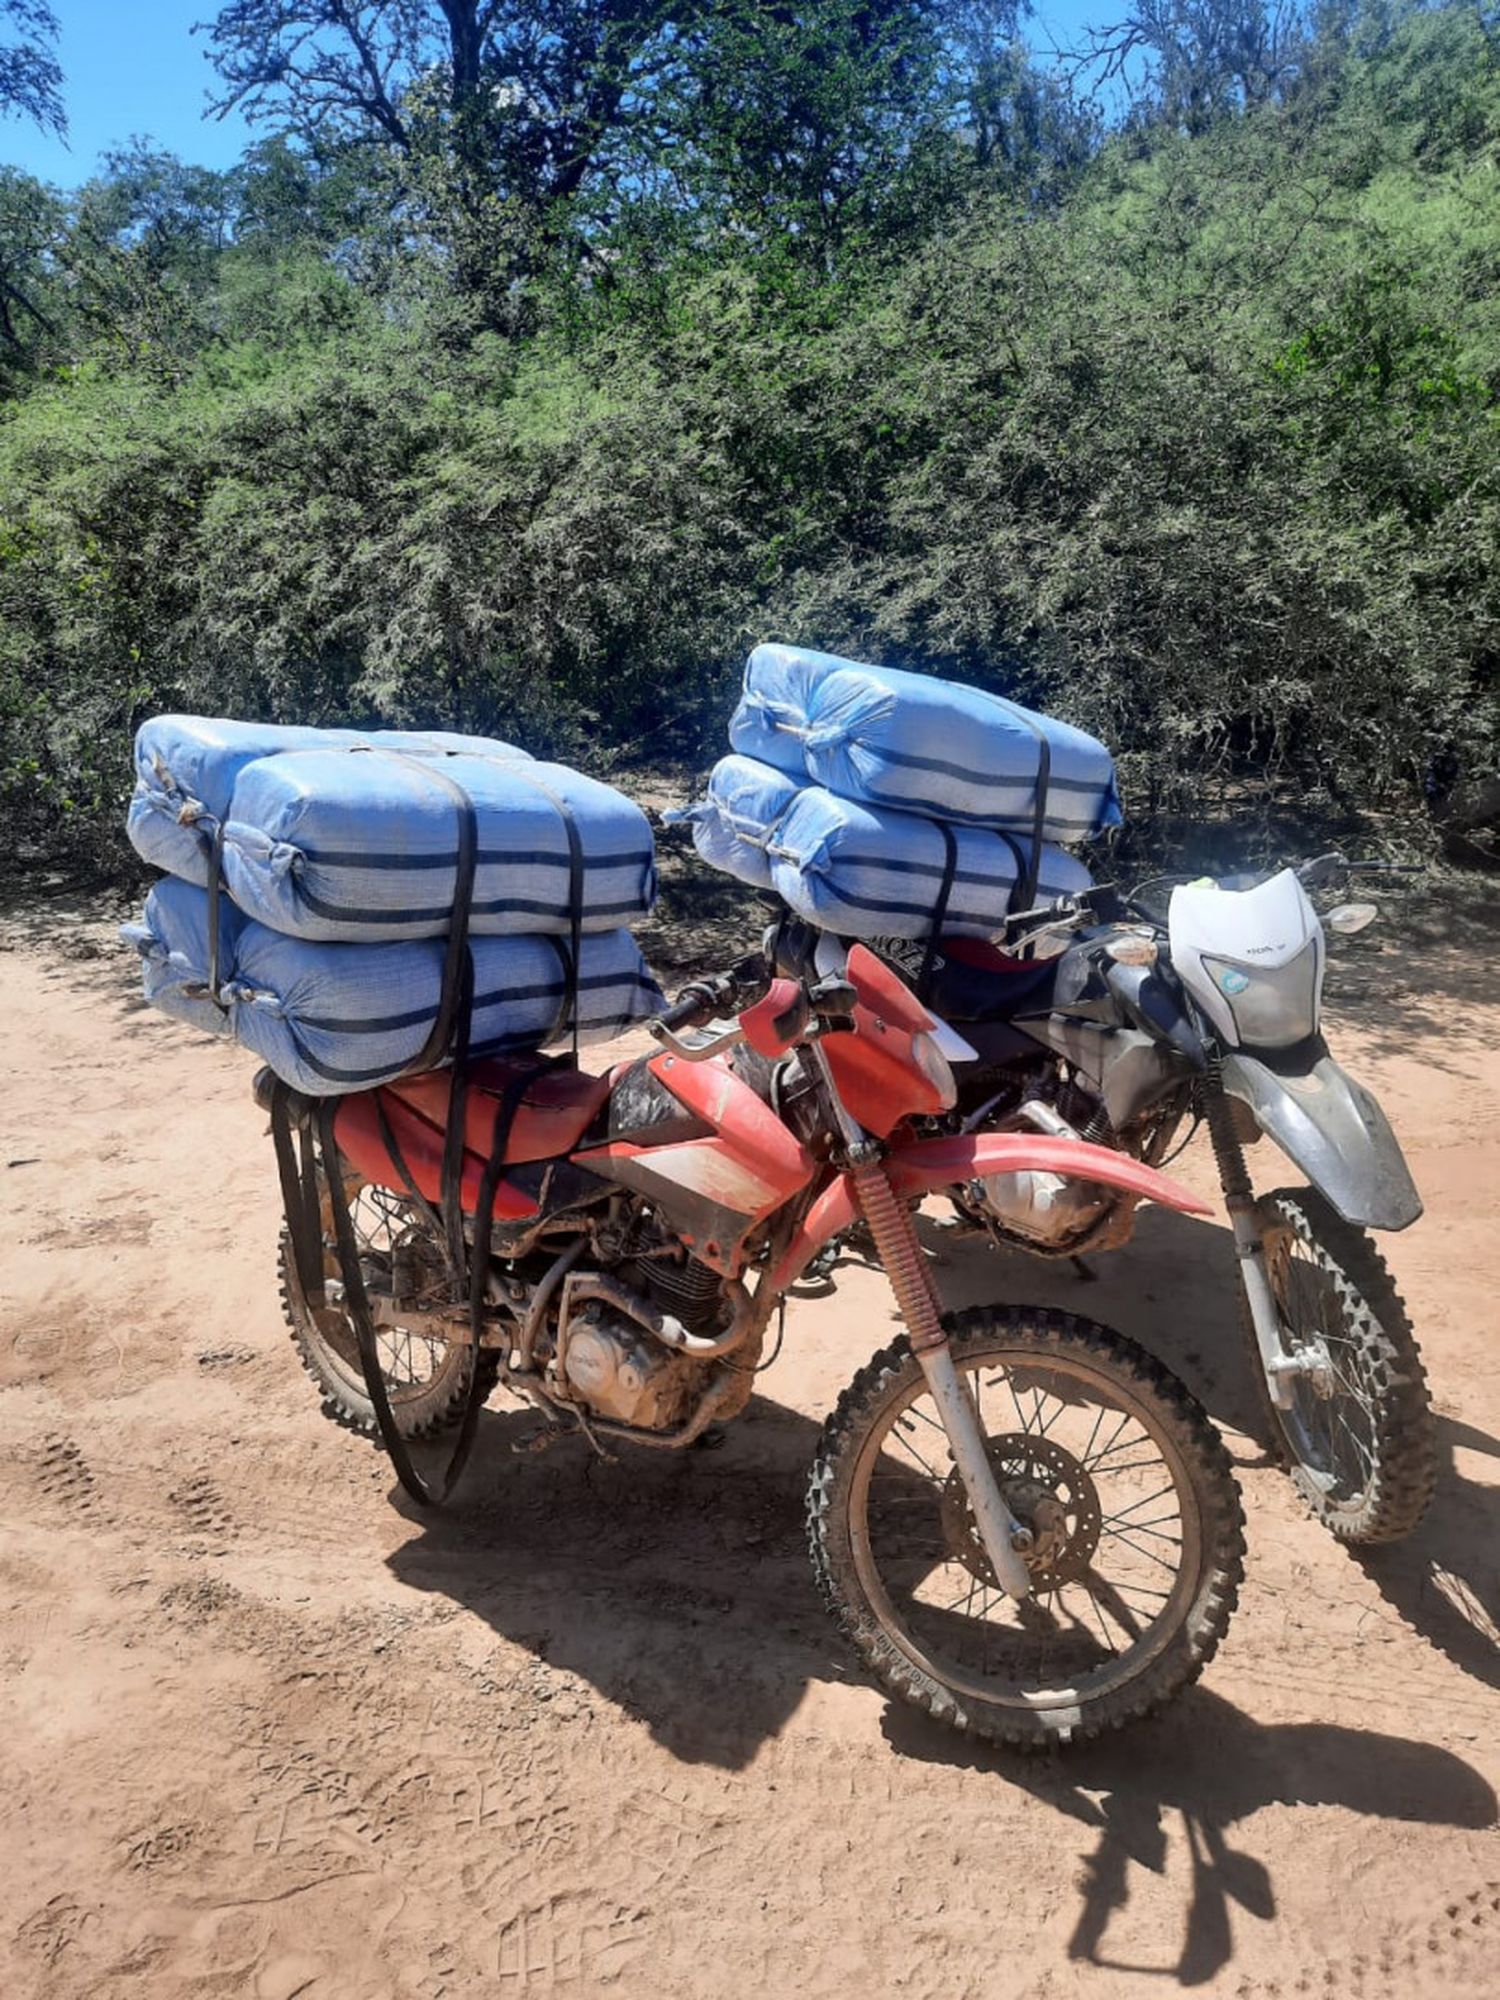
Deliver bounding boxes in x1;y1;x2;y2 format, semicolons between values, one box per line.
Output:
1071;1255;1097;1281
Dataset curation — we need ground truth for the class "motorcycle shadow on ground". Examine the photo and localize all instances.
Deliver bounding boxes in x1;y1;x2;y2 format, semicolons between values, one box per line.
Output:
382;1206;1256;1776
880;1689;1496;1987
385;1391;865;1769
384;1377;1495;1993
385;1202;1496;1990
925;1206;1500;1695
1355;1413;1500;1691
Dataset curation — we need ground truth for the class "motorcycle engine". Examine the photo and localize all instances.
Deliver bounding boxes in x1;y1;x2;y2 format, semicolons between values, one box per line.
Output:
968;1168;1112;1251
560;1303;699;1429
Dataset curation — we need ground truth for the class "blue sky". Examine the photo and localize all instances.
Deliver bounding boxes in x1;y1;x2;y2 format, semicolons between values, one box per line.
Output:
1;1;256;183
1;0;1107;188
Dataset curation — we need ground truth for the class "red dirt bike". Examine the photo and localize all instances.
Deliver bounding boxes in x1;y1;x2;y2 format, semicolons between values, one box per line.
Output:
271;943;1244;1749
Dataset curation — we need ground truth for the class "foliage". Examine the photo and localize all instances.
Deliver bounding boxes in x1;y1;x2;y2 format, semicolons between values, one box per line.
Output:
0;0;1496;874
199;0;969;314
0;0;62;138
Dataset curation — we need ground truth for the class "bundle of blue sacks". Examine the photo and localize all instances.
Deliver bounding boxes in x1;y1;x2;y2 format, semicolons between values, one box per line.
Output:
123;716;664;1094
688;644;1120;940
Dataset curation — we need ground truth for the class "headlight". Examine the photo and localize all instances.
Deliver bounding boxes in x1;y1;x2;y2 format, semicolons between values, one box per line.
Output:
1203;940;1319;1048
911;1030;958;1109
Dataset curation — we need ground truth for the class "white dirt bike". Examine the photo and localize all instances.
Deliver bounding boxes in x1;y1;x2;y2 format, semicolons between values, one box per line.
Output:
761;853;1436;1547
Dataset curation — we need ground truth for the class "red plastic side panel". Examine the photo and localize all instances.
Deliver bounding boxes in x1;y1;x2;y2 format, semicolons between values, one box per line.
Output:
645;1051;817;1189
571;1052;817;1275
767;1133;1210;1292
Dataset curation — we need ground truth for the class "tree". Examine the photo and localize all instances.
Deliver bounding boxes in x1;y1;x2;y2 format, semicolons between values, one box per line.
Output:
199;0;967;300
1075;0;1313;134
657;0;952;260
198;2;737;320
0;167;61;366
0;0;63;136
199;3;700;225
943;2;1099;182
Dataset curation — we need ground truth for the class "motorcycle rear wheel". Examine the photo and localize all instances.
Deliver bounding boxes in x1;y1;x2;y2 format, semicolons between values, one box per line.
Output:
808;1307;1244;1750
279;1171;498;1442
1249;1186;1434;1544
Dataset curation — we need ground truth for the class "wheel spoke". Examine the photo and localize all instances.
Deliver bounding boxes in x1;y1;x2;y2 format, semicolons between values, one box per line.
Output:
1080;1568;1145;1648
1081;1412;1138;1470
1078;1575;1126;1655
888;1419;947;1485
1100;1483;1176;1524
1097;1528;1183;1574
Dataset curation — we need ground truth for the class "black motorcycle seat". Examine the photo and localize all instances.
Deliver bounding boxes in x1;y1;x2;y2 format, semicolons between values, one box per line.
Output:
920;937;1058;1026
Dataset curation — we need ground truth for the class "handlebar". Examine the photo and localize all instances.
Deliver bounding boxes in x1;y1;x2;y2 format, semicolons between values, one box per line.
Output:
1296;851;1422;888
654;981;728;1037
1003;883;1121;944
652;956;770;1036
1001;853;1422;947
650;959;858;1060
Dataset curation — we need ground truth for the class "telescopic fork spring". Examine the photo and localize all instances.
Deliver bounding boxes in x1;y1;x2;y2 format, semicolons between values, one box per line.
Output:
848;1162;947;1354
1201;1063;1252;1202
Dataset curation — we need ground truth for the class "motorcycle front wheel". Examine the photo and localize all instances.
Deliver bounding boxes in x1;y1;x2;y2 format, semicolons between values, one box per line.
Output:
1250;1186;1435;1544
808;1307;1244;1750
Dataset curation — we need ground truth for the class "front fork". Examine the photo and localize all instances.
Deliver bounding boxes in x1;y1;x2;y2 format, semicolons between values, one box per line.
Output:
849;1156;1035;1600
1203;1075;1297;1410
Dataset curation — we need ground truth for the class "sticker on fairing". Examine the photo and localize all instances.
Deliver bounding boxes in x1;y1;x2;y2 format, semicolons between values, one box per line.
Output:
1217;967;1251;996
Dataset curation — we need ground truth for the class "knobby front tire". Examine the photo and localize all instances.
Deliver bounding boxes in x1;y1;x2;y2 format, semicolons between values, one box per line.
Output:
808;1307;1244;1751
1250;1187;1435;1545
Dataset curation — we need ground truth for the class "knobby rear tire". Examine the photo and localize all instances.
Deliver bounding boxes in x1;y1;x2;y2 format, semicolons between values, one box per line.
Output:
807;1306;1244;1751
279;1229;500;1444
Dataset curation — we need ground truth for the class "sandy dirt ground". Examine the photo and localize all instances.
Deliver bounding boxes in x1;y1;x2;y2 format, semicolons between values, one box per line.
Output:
1;895;1497;2000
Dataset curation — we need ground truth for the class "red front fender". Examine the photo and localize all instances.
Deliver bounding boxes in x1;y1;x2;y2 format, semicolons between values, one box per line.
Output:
769;1133;1210;1293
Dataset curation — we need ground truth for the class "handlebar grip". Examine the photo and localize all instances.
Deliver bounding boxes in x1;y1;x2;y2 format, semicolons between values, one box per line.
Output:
656;983;720;1034
807;974;858;1020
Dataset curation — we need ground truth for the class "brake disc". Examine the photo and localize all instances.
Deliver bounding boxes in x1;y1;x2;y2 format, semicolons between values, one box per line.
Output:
940;1431;1103;1592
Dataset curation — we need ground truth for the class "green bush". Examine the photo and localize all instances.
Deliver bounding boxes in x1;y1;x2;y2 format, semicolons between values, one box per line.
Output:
1;3;1496;876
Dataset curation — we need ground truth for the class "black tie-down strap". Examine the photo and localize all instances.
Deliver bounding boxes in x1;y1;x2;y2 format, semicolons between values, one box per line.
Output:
270;1061;553;1509
917;820;960;1005
376;749;482;1293
315;1061;550;1508
915;717;1054;1000
200;817;233;1014
1020;731;1051;911
994;699;1052;913
265;742;589;1508
514;766;584;1059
